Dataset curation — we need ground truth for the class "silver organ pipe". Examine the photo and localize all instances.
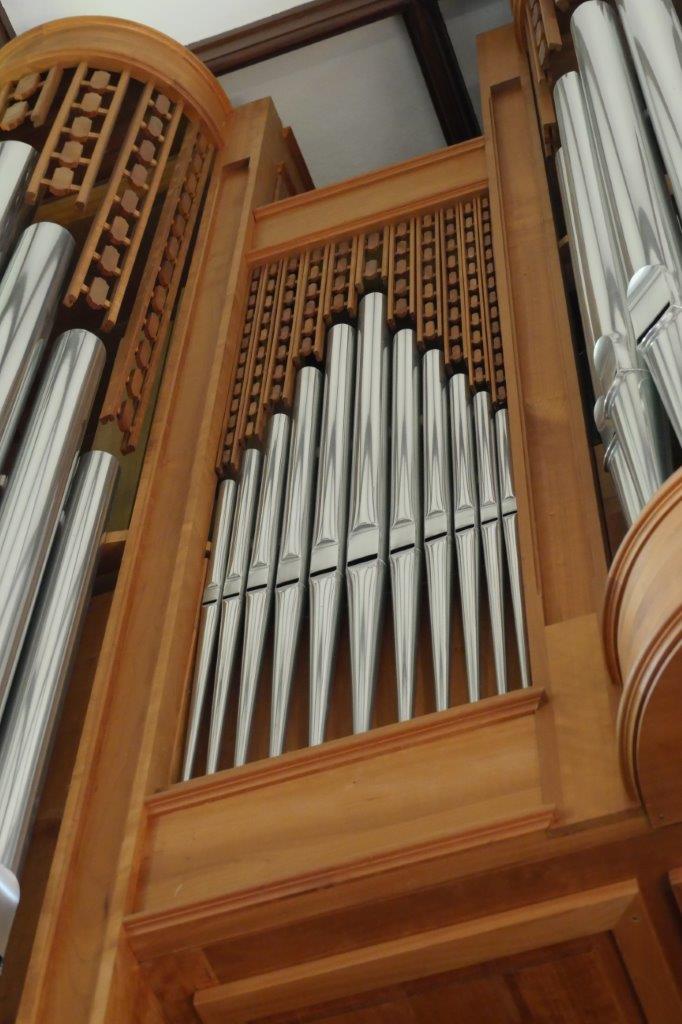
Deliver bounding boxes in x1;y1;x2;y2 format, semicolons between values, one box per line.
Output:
474;390;507;696
270;366;322;757
449;374;480;703
422;347;453;712
308;323;355;747
389;328;421;722
234;413;290;766
0;451;118;960
0;329;105;719
181;479;237;781
0;221;75;470
346;293;390;735
0;142;38;277
184;301;535;772
553;0;682;526
207;448;261;773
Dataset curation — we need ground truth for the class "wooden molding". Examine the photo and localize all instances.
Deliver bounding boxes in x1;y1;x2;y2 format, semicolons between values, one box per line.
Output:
190;0;479;144
192;879;682;1024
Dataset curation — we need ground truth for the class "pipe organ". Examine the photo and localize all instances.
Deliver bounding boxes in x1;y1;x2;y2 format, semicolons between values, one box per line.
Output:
1;7;682;1024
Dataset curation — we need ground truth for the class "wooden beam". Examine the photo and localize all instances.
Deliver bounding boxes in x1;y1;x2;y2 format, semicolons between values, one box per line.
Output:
189;0;405;76
189;0;479;144
0;1;14;46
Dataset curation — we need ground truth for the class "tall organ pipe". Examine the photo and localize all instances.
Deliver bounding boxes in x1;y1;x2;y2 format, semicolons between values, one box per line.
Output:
0;329;105;718
346;293;390;734
0;141;38;277
616;0;682;222
572;1;682;338
0;451;118;961
0;221;75;470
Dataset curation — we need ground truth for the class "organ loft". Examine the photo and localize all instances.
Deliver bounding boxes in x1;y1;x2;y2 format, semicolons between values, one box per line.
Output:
0;0;681;1021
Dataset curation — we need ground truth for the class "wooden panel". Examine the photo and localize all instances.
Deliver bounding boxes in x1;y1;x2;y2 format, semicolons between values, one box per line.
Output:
192;881;638;1022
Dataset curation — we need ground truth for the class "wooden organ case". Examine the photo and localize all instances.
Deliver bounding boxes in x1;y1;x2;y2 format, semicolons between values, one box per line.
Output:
0;6;681;1024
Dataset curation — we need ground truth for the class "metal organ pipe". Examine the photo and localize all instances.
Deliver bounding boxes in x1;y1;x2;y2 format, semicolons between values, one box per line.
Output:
389;328;421;722
346;293;390;735
270;366;322;757
181;479;237;781
0;329;105;719
308;323;355;747
0;141;38;277
422;347;453;712
0;221;75;470
571;0;682;339
234;413;290;766
0;451;118;959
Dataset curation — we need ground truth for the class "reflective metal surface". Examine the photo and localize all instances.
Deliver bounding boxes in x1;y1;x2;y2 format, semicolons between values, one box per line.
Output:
235;413;290;765
616;0;682;220
495;409;530;688
605;368;669;508
0;452;118;887
0;221;75;470
390;328;421;721
553;78;636;376
270;367;322;756
572;1;682;334
639;305;682;449
181;479;236;781
346;293;389;733
0;329;104;718
422;348;452;711
449;374;480;702
207;449;261;773
0;142;38;277
473;390;506;695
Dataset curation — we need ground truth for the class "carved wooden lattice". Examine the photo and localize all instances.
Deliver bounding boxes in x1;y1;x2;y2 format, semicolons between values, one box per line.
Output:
218;190;508;478
64;83;184;328
101;125;214;451
26;66;130;207
0;66;64;131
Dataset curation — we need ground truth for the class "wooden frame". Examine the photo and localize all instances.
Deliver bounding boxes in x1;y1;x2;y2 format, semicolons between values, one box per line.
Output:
190;0;480;144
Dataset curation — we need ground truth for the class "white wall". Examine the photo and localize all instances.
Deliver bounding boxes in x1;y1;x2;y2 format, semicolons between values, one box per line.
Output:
222;17;445;188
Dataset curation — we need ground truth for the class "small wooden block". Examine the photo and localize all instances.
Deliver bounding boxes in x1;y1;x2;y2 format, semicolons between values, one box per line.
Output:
153;94;171;116
0;100;29;131
130;164;148;189
165;236;179;261
14;72;41;101
81;92;102;114
145;115;163;139
135;336;153;369
89;70;111;92
171;213;186;238
98;245;120;276
49;166;75;197
120;188;139;215
71;116;92;140
137;139;155;165
117;399;134;434
184;173;198;196
144;311;160;341
109;215;129;244
86;276;109;309
151;285;167;314
178;192;191;216
59;140;83;167
158;260;174;288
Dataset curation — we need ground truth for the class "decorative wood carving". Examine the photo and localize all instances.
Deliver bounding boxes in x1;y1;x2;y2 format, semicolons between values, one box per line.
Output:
101;124;214;452
0;64;63;130
218;189;508;477
64;83;184;329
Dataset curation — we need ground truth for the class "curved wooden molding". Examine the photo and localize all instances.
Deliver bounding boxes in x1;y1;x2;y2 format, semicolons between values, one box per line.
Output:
603;469;682;824
0;16;232;146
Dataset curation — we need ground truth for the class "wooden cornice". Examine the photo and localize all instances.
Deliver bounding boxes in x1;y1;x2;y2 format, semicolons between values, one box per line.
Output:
190;0;480;144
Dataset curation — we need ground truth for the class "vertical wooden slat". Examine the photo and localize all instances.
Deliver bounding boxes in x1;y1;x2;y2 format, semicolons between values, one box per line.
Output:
30;66;63;127
26;62;87;203
230;268;269;470
76;70;130;209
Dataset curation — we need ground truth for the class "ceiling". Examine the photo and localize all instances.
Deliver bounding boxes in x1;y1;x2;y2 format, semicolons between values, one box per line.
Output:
5;0;513;188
